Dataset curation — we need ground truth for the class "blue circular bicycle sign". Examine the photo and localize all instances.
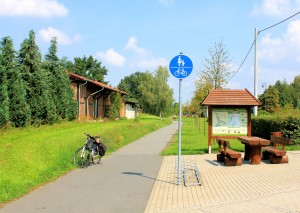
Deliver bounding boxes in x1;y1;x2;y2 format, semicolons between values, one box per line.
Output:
169;54;193;79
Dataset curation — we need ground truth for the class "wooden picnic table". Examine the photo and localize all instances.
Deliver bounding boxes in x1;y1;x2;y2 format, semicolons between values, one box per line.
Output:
237;136;270;165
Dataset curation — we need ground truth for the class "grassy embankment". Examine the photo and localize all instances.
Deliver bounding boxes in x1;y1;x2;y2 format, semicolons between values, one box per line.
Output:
161;116;300;156
0;114;171;204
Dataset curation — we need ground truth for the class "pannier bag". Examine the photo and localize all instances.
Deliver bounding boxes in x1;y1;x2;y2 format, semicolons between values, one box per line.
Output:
98;143;106;156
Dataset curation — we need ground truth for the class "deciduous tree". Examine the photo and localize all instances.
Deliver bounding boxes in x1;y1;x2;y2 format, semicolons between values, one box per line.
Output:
153;66;174;118
200;40;232;89
118;71;146;102
67;55;108;83
138;66;174;117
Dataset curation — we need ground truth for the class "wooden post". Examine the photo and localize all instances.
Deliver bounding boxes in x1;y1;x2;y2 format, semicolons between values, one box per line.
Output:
270;131;282;146
247;107;252;136
208;106;212;154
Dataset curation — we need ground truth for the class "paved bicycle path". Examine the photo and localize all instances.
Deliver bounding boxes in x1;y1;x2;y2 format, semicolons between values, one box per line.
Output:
0;122;178;213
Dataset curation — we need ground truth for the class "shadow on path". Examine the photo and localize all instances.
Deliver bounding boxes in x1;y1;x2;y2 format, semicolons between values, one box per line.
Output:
122;171;177;185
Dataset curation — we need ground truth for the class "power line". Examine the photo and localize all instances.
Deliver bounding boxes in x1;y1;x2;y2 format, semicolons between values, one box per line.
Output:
227;39;255;81
228;11;300;81
259;11;300;34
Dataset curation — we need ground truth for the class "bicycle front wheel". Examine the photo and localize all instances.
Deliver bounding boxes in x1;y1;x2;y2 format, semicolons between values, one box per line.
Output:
74;147;90;168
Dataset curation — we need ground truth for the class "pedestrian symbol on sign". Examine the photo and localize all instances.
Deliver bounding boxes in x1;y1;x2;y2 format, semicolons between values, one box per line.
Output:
177;56;185;66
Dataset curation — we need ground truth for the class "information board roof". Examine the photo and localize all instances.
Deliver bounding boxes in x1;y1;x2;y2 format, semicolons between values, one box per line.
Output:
201;88;261;106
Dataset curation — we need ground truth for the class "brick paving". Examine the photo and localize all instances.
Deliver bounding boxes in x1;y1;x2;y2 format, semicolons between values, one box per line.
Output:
145;151;300;213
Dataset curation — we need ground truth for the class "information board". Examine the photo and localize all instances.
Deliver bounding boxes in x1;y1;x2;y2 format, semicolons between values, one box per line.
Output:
212;108;247;134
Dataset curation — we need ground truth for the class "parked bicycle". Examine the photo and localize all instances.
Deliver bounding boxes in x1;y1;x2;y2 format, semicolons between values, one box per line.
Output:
74;133;106;168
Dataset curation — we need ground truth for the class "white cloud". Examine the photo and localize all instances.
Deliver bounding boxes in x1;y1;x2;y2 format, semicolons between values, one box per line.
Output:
135;57;168;69
258;33;285;62
38;27;81;45
125;36;168;70
252;0;300;17
96;49;126;67
258;20;300;62
0;0;68;17
285;20;300;61
285;20;300;46
125;36;148;56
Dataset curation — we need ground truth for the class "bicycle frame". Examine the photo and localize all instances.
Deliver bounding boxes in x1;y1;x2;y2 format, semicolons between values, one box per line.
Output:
80;145;87;158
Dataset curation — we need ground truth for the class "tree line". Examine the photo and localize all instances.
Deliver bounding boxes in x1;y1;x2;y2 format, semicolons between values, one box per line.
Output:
0;30;78;127
0;30;175;128
117;66;174;118
258;77;300;113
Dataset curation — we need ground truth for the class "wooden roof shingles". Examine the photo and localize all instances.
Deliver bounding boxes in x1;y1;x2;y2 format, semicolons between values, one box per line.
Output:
68;72;127;95
201;88;261;106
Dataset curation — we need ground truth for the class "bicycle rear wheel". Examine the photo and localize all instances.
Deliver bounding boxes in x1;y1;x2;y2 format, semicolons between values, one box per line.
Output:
74;147;90;168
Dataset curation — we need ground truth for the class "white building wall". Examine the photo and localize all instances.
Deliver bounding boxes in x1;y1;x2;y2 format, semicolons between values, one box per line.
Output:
125;104;136;119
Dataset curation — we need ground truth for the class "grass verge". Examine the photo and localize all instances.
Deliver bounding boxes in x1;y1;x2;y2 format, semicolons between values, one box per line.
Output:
0;114;171;204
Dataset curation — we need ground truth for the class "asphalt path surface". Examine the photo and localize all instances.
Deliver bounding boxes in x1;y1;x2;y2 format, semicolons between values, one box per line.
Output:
1;121;178;213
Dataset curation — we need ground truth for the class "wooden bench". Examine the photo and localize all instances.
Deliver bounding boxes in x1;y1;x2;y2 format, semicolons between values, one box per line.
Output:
216;139;242;166
262;136;291;164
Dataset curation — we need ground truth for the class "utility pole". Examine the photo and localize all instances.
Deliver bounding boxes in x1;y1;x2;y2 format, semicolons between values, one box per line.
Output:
254;28;258;116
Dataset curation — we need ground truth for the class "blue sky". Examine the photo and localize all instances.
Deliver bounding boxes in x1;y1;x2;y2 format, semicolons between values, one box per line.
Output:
1;0;300;104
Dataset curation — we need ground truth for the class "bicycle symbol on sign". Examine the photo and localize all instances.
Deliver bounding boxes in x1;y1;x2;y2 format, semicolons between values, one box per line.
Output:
174;68;187;77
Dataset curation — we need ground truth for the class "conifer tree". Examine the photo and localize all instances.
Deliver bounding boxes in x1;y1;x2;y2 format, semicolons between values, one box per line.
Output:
106;92;122;119
44;37;77;120
0;38;9;126
0;36;30;127
9;67;31;127
19;30;57;125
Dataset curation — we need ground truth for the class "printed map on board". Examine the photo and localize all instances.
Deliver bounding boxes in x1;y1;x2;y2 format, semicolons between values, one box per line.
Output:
212;108;247;134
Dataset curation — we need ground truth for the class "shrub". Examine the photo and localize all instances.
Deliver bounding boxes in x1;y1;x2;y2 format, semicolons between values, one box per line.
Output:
252;110;300;145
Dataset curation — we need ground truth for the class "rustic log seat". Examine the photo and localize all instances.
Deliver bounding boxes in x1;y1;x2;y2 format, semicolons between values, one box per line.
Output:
262;136;291;164
216;139;242;166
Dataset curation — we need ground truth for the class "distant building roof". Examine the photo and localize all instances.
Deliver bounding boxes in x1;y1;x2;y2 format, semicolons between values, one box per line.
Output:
68;72;127;95
201;88;261;106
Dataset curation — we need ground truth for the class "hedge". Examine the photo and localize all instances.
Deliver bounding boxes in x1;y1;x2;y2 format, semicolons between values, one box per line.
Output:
252;114;300;145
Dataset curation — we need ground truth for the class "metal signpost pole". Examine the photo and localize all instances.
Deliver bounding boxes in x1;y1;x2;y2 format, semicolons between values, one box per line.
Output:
178;78;182;185
169;53;193;186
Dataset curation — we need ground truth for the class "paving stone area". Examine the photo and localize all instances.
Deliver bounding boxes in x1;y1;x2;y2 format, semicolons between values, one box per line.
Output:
145;151;300;213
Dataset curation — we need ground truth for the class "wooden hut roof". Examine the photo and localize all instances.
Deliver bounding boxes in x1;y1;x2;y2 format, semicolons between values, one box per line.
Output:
68;72;127;95
201;88;261;106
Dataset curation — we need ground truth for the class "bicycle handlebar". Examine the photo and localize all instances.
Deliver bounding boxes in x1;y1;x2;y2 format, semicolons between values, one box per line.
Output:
84;133;100;141
84;133;99;140
84;133;92;138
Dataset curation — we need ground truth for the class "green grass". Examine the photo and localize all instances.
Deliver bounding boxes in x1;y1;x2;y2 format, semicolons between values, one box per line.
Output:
161;117;223;155
161;117;299;156
0;114;171;204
